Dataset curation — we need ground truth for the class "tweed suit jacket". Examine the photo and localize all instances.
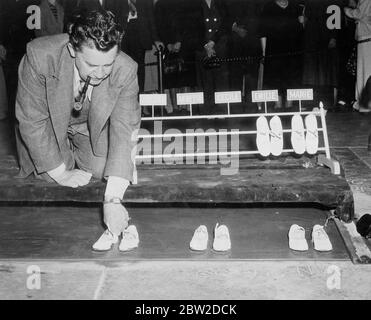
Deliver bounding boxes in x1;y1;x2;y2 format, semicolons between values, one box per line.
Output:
15;34;141;182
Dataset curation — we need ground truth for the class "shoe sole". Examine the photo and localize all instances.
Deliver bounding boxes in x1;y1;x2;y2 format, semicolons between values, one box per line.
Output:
189;246;208;252
211;247;231;254
92;242;116;252
291;115;305;155
270;116;283;156
119;243;139;252
305;114;318;154
256;116;271;157
312;240;332;252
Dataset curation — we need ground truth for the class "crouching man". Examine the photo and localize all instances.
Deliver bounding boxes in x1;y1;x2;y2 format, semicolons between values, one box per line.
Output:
15;10;141;251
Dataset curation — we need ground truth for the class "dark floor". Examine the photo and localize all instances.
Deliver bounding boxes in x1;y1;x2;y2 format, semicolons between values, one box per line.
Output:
0;206;348;260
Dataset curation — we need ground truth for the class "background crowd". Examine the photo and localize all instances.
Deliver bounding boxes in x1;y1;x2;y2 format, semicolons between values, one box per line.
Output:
0;0;370;118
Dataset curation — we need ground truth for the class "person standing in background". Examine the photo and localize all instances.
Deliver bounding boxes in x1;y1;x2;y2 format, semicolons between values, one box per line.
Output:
179;0;231;115
301;0;340;108
336;0;357;108
259;0;304;109
63;0;103;27
155;0;198;114
227;0;261;109
344;0;371;112
105;0;163;93
0;0;8;120
35;0;65;37
2;0;37;121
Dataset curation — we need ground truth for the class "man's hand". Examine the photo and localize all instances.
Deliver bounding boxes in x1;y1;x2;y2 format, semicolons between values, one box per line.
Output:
328;38;336;49
204;41;216;58
154;41;164;51
167;43;174;52
50;169;92;188
232;22;247;38
173;42;181;53
103;201;130;235
298;15;307;26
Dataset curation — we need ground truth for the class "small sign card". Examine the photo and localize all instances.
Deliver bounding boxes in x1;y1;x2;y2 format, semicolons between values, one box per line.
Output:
287;89;313;101
176;92;204;105
139;94;167;106
251;90;279;103
215;91;242;104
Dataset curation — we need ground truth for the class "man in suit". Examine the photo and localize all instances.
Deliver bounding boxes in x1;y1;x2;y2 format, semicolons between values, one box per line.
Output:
105;0;162;92
15;10;141;251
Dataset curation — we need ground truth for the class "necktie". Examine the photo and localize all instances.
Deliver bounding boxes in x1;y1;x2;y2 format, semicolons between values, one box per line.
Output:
74;80;86;112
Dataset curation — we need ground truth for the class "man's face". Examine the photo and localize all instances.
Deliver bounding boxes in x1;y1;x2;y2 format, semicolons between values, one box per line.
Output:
71;44;119;86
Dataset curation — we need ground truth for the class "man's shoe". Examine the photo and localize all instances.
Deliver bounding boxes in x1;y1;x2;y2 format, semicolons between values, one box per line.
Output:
270;115;283;156
312;225;332;251
190;225;208;251
305;114;318;155
291;114;305;155
92;229;119;251
213;223;231;252
119;225;139;252
256;116;271;157
288;224;308;251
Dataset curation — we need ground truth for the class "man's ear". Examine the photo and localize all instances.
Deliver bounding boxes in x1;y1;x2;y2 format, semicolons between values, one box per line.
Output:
67;43;76;58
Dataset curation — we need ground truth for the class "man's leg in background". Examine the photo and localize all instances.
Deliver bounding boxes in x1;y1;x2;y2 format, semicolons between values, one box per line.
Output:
121;21;146;92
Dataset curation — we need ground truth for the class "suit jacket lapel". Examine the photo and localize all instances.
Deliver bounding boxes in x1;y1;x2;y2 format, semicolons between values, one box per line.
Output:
89;78;118;150
45;45;74;149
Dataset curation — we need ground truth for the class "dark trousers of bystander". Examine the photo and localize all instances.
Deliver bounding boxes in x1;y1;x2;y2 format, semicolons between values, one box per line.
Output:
195;37;229;114
121;20;147;92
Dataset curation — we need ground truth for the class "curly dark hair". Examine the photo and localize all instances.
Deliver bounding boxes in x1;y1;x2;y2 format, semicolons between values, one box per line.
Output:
67;10;123;52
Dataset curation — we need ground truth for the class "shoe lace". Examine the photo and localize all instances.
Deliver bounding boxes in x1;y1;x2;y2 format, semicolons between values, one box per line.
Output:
123;229;136;241
270;129;282;139
314;226;328;240
307;130;318;137
293;130;304;137
215;225;230;239
291;226;305;238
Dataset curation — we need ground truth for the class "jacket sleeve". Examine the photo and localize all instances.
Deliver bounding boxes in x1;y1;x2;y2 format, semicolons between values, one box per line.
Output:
104;62;141;182
344;0;371;21
15;43;63;173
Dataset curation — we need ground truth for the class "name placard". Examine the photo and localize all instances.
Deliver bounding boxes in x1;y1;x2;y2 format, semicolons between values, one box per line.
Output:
139;94;167;106
251;90;279;103
215;91;242;104
287;89;313;101
177;92;204;105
